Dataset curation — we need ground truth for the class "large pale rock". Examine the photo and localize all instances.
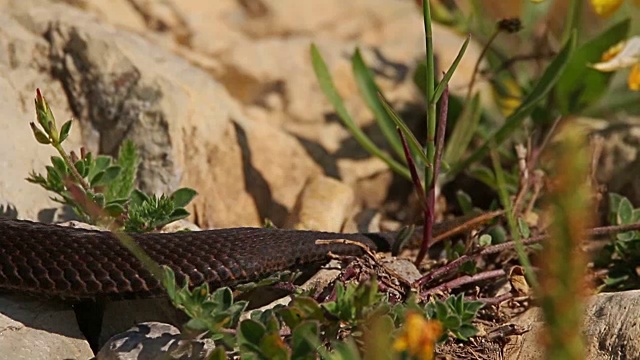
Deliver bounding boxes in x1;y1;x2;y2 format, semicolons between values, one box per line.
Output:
0;295;93;360
52;0;488;212
0;0;322;228
287;175;354;232
505;290;640;359
0;9;84;221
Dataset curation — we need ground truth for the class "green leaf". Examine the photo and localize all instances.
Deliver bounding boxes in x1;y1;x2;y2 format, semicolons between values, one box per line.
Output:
518;217;531;238
74;160;86;179
609;193;623;212
170;188;198;208
59;120;72;143
451;31;577;176
30;123;51;144
432;34;470;103
310;43;409;179
259;332;290;359
464;301;484;315
238;319;266;351
469;165;496;189
456;323;479;340
167;207;190;222
107;140;139;200
291;321;319;359
478;234;492;246
618;197;634;225
103;202;125;217
92;166;121;187
208;347;227;360
352;48;404;159
46;165;62;184
130;189;149;206
89;170;105;187
616;231;636;241
50;156;67;175
434;301;448;319
443;93;481;166
454;294;465;314
456;190;473;215
442;314;461;329
162;266;178;300
555;19;630;114
378;94;430;168
93;155;111;171
459;260;477;275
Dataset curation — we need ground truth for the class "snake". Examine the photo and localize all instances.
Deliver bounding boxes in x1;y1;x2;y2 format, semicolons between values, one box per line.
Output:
0;218;462;301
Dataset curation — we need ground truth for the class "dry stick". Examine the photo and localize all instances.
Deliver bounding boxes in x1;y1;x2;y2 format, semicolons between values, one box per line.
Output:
316;239;410;291
431;210;504;245
421;269;506;297
414;222;640;288
475;292;515;306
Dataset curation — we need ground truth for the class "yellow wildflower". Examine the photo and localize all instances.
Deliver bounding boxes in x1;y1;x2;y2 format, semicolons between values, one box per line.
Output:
592;36;640;91
600;41;625;62
628;64;640;91
591;0;624;17
393;312;443;360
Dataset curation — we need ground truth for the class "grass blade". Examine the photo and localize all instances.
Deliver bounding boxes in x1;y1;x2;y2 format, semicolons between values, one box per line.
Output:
352;49;404;159
443;93;481;168
432;34;470;103
378;94;430;168
310;44;410;179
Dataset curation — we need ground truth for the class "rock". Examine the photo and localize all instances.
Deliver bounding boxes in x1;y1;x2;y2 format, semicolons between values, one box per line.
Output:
97;322;215;360
382;258;422;284
100;298;186;350
287;175;355;232
505;290;640;359
0;0;490;357
0;6;85;222
0;0;322;228
0;295;94;360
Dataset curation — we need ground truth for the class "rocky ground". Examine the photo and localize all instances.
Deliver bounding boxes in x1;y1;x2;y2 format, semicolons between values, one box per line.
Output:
1;1;640;359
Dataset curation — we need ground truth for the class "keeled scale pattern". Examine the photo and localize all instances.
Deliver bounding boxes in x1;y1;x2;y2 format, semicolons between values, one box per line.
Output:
0;219;395;300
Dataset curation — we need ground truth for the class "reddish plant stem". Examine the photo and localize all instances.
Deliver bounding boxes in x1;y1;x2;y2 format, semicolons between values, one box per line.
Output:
414;222;640;289
421;269;506;297
414;85;449;266
473;292;515;306
397;129;428;209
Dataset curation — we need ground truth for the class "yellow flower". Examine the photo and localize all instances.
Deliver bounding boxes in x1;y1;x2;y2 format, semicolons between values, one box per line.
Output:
600;41;625;62
628;64;640;91
393;312;443;360
592;36;640;91
591;0;624;17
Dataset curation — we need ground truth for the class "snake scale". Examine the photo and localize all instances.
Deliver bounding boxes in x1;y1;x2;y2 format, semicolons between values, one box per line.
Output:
0;218;450;301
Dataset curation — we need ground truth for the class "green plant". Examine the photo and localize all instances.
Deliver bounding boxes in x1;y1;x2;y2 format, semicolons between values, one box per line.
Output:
596;193;640;291
160;266;473;359
124;189;196;232
27;89;196;230
424;294;483;341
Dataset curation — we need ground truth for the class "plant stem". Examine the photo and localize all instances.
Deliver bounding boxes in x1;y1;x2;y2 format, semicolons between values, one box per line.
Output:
54;143;90;190
422;0;436;188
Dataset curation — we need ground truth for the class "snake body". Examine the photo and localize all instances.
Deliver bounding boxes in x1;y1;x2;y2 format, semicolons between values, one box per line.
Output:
0;218;424;300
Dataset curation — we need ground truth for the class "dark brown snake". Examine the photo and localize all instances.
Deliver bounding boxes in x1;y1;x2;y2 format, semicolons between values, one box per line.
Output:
0;218;452;301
